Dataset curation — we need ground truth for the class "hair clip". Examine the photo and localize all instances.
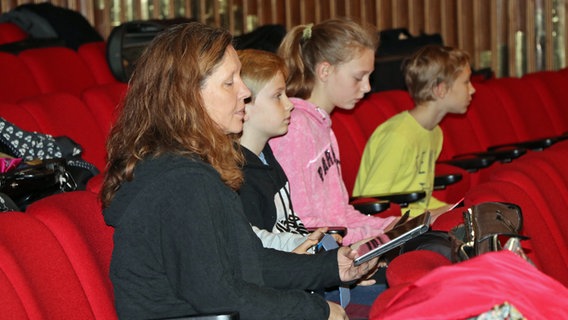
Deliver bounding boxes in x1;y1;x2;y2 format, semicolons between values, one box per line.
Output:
302;23;313;41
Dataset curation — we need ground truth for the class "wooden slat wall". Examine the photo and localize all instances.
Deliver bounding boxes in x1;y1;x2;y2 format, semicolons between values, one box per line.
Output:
0;0;566;77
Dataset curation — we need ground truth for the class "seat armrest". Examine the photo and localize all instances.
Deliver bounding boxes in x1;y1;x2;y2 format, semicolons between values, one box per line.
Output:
487;137;560;152
161;312;239;320
438;154;495;172
306;226;348;237
433;173;463;190
349;198;390;215
351;190;426;208
459;146;527;163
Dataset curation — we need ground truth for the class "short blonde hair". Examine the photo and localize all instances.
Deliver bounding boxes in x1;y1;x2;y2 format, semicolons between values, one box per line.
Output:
404;45;470;105
238;49;288;102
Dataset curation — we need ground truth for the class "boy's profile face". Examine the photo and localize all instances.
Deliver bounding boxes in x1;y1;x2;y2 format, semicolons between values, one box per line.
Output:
440;64;476;114
244;71;294;139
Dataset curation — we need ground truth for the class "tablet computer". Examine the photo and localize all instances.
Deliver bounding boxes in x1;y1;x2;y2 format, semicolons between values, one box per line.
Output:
353;211;431;266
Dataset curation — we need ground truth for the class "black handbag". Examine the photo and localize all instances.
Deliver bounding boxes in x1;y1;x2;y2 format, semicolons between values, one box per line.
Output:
0;158;77;211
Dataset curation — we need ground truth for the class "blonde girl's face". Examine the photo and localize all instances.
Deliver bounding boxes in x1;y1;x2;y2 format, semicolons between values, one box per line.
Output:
245;71;294;139
325;47;375;111
201;45;252;134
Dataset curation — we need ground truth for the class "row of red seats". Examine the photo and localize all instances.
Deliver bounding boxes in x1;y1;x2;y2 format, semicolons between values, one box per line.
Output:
0;82;127;172
464;139;568;286
0;41;117;103
0;190;117;319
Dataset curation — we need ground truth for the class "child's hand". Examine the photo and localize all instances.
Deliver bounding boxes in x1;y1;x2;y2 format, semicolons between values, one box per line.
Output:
292;227;327;254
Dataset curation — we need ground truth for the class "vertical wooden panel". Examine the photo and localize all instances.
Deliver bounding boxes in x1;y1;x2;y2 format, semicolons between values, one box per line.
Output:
0;0;566;77
473;0;492;69
408;0;424;35
376;0;392;30
424;0;441;34
544;0;554;69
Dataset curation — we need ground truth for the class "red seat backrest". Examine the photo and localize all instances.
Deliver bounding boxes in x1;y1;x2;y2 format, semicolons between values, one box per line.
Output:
0;22;27;44
522;71;568;135
0;211;97;319
26;191;117;319
330;108;367;195
19;46;97;96
351;91;410;139
466;156;568;286
17;92;107;171
77;41;118;85
466;81;524;148
81;82;128;139
489;77;558;141
0;52;41;103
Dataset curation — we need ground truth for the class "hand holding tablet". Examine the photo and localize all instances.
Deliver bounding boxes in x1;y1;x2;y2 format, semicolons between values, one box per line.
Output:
353;211;431;266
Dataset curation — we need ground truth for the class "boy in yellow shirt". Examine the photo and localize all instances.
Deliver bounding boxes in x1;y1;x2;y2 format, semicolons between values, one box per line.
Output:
353;45;476;217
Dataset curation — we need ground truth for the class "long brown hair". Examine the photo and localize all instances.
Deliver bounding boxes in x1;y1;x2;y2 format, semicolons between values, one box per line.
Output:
101;22;244;208
277;18;378;99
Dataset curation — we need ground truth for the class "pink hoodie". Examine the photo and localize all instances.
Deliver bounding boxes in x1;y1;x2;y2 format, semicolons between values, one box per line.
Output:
269;98;397;244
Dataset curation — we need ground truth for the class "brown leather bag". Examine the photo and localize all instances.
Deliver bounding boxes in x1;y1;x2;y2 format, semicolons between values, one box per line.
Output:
449;202;529;262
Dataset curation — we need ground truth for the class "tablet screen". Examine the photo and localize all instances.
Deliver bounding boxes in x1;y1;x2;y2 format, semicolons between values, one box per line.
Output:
353;211;431;266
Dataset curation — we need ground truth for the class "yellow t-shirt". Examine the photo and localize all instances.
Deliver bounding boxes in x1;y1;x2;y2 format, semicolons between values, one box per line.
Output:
353;111;447;216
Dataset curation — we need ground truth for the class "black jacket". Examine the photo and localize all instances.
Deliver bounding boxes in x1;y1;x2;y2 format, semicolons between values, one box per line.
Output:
104;153;340;319
240;145;307;235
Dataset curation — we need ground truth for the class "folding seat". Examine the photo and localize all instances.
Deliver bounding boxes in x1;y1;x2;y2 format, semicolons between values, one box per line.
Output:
0;22;27;44
0;51;41;103
17;92;107;171
18;46;97;96
0;211;97;319
81;82;128;138
77;41;119;85
26;191;118;319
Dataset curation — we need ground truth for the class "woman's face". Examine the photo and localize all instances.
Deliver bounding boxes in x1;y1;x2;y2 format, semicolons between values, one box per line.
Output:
201;45;251;134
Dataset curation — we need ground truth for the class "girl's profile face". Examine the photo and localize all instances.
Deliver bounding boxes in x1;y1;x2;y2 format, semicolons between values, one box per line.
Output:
244;71;293;140
324;47;375;111
201;45;251;134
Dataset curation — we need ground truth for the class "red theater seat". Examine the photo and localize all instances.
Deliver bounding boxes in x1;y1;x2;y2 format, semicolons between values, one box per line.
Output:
19;46;97;96
522;71;568;135
0;52;41;103
81;82;128;138
0;22;27;44
17;93;107;171
26;191;117;319
466;164;568;286
0;211;97;319
78;41;118;85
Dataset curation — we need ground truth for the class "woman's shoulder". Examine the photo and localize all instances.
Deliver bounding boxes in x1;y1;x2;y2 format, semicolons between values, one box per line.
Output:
137;153;217;180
